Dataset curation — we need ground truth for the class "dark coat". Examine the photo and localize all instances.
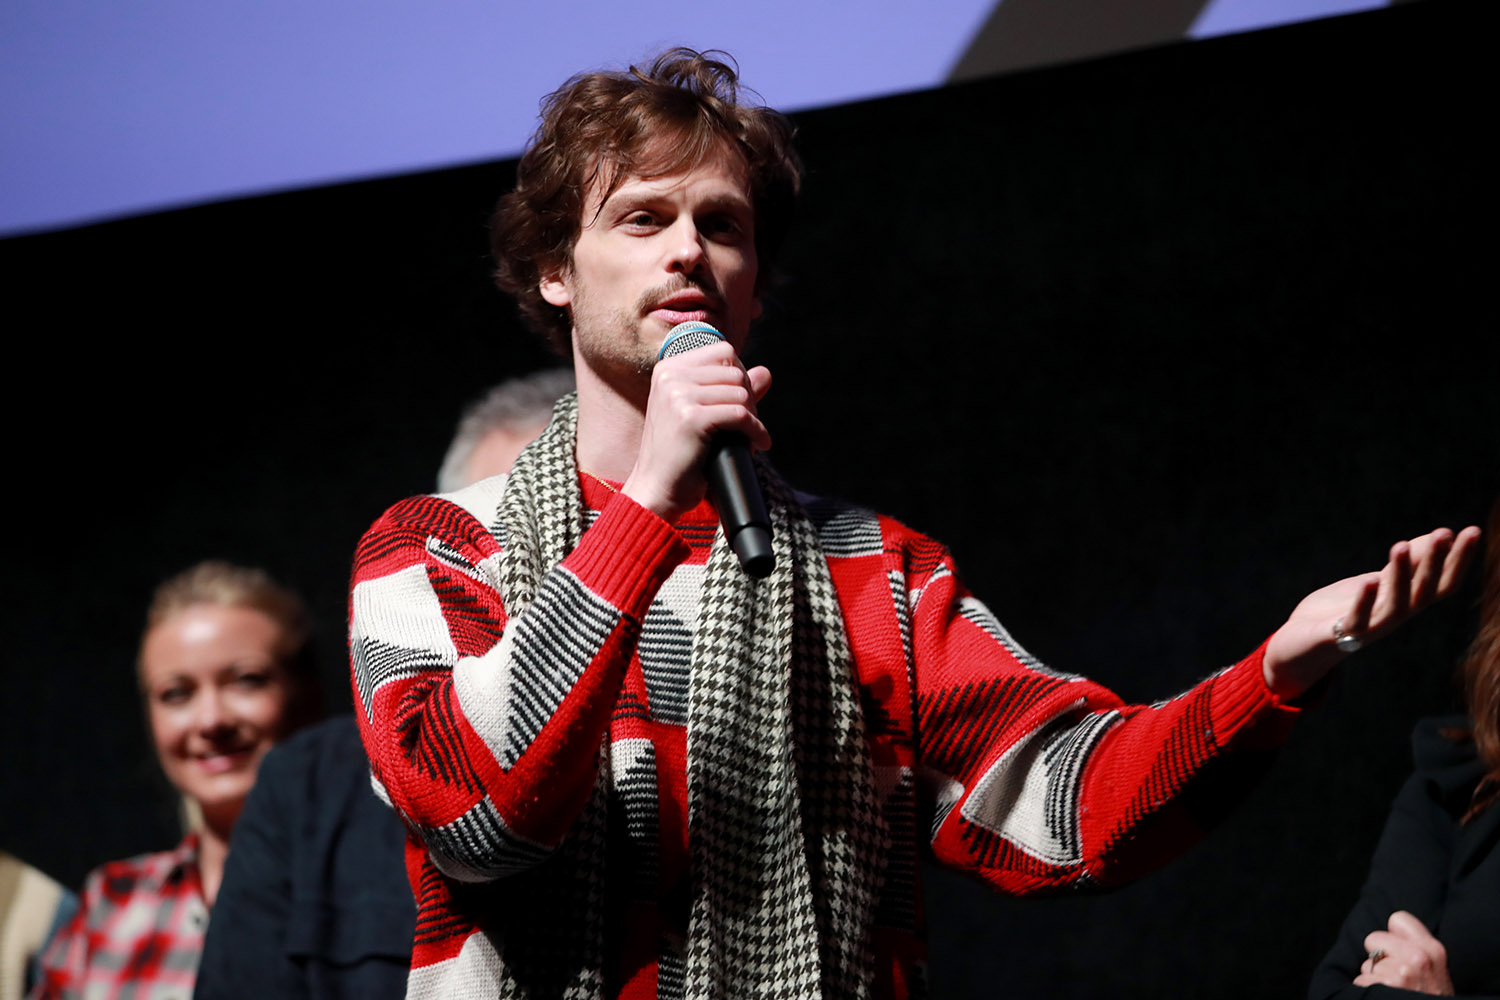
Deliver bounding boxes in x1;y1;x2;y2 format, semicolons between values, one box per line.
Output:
1308;715;1499;1000
194;716;415;1000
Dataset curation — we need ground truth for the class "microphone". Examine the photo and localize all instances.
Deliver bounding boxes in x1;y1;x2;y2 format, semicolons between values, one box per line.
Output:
658;321;775;578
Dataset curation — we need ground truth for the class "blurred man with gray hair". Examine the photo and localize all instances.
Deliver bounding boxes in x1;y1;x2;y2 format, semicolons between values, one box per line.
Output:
437;369;575;493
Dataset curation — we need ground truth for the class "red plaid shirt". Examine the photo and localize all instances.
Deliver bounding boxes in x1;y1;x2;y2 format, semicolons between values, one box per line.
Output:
33;834;208;1000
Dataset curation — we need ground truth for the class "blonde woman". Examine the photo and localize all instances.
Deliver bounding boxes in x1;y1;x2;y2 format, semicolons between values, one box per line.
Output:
33;562;320;999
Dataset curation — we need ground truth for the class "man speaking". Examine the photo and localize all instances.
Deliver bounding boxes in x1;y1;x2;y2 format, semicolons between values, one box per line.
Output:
347;48;1478;1000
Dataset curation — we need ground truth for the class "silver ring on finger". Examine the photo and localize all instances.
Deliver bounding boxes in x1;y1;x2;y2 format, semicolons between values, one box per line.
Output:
1367;948;1386;967
1333;617;1363;654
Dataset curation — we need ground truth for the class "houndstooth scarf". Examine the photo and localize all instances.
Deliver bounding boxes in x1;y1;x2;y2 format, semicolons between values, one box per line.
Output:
487;392;888;999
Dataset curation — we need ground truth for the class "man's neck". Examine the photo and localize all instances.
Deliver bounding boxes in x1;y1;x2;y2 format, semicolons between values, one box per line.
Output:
572;350;648;482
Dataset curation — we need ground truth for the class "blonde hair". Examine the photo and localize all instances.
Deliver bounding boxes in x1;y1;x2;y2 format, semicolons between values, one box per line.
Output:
146;561;305;637
140;560;321;718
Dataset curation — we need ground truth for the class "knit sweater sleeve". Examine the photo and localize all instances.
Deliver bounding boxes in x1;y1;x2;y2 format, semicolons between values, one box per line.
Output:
348;481;688;883
900;534;1299;894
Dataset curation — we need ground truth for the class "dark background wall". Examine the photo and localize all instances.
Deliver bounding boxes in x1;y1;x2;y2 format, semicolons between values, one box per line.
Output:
2;3;1494;996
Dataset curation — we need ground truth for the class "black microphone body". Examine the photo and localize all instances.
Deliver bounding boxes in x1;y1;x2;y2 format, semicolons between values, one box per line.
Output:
658;322;775;578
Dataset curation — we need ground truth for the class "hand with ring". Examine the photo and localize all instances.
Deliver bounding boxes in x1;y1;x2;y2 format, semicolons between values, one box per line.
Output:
1261;525;1481;700
1354;910;1454;994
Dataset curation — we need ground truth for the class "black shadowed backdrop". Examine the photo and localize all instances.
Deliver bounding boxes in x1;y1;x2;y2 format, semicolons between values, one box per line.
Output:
2;3;1494;997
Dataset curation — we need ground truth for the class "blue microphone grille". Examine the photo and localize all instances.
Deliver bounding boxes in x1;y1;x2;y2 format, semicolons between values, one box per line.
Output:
658;321;724;359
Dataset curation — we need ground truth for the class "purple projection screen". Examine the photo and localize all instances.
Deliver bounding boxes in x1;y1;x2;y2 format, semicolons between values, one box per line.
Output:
0;0;1385;237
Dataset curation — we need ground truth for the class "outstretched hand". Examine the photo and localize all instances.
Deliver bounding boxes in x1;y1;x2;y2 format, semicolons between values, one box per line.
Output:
1262;525;1481;699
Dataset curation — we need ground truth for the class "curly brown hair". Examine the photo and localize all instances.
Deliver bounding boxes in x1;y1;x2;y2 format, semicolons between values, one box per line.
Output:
490;48;802;354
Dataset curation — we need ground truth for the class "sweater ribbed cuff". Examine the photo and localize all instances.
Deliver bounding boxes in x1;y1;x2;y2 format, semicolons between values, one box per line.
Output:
1209;637;1302;747
563;494;691;615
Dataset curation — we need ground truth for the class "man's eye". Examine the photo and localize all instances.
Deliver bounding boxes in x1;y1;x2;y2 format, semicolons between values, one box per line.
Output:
626;212;657;227
234;671;271;689
702;216;745;240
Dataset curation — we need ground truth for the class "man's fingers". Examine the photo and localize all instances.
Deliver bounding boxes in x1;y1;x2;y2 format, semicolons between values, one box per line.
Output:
689;398;771;451
687;372;772;450
1369;540;1412;630
1344;574;1380;637
1436;525;1482;595
687;383;759;408
746;365;772;402
1355;524;1481;641
1406;529;1450;610
658;359;750;387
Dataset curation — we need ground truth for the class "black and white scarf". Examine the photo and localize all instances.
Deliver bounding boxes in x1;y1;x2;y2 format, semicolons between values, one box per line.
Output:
487;392;888;999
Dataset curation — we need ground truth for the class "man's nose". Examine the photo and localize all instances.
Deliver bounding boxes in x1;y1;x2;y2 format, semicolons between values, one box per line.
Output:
665;218;706;274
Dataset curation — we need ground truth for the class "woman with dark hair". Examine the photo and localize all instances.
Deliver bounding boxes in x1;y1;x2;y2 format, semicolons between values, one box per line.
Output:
32;562;321;999
1309;501;1500;998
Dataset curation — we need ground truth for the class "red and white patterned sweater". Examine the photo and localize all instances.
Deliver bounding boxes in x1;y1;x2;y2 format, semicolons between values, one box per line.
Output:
349;474;1300;999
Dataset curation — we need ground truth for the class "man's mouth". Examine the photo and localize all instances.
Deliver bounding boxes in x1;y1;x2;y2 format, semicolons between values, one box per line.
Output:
650;289;721;325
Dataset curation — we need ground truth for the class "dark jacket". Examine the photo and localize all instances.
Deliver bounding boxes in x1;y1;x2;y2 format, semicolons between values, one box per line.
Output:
1308;715;1499;1000
194;716;415;1000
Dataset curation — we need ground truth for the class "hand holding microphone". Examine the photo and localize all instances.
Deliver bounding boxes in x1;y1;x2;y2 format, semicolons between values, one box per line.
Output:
621;321;775;578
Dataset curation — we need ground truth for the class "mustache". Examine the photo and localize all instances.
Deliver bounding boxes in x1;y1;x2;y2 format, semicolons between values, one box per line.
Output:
635;276;723;315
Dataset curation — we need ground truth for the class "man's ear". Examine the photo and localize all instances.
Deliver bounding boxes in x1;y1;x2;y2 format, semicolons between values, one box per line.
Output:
539;266;572;308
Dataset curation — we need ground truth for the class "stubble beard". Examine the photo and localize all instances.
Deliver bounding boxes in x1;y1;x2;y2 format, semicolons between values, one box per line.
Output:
572;276;724;380
573;305;658;379
568;281;659;402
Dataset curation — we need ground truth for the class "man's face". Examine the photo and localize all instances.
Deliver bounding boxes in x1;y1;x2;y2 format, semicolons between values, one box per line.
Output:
540;143;762;377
